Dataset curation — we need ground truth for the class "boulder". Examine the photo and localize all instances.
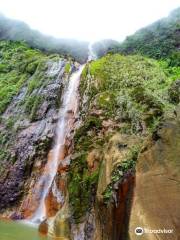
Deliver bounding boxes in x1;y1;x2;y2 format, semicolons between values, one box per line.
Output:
38;219;48;235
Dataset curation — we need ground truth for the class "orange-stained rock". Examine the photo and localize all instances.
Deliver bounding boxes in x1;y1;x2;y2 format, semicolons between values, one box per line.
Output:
87;149;102;171
93;133;140;239
38;219;48;235
45;190;59;218
128;109;180;240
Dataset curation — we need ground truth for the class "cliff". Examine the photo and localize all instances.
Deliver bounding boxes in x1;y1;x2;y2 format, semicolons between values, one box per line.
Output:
68;54;180;239
0;40;78;215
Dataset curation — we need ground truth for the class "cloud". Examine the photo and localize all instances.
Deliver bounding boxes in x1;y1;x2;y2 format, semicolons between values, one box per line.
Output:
0;0;179;41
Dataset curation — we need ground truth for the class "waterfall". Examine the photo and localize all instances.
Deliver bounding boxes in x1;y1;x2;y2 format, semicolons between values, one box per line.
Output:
88;43;97;61
30;64;85;223
25;45;95;238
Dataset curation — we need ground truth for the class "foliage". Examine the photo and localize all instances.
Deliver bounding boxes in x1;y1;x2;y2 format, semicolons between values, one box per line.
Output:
111;8;180;66
0;40;70;168
86;54;178;132
65;63;71;73
69;151;99;221
68;115;104;222
0;40;50;116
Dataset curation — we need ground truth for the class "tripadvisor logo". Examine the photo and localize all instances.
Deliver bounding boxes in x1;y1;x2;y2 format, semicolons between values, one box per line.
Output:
135;227;144;235
134;227;174;236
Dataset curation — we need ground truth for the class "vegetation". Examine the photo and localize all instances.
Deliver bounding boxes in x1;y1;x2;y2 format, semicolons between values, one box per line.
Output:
83;54;179;132
65;63;71;73
0;40;54;117
111;8;180;66
0;41;31;113
69;116;103;221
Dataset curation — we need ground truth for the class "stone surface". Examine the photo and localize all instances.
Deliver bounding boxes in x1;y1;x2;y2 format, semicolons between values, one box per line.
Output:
128;108;180;240
0;59;77;216
38;219;49;235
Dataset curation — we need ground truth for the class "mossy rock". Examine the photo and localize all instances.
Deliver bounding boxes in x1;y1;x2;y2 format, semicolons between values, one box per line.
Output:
26;61;39;74
65;63;71;73
168;79;180;104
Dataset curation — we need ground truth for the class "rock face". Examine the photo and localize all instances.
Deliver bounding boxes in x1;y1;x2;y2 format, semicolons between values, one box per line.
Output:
0;41;76;215
94;134;140;240
38;219;49;235
128;108;180;240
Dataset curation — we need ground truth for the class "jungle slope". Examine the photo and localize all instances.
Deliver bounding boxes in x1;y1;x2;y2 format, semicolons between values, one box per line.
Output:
68;54;180;239
111;7;180;66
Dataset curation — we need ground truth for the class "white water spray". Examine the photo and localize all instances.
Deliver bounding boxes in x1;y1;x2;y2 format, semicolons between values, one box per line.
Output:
88;43;97;61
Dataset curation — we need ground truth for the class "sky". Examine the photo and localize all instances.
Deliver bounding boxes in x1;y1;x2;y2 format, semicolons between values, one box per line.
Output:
0;0;179;41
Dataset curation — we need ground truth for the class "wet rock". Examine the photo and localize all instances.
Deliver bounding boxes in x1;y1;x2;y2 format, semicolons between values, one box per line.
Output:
87;149;101;171
10;212;23;220
36;101;50;120
97;133;140;201
49;205;71;239
0;57;73;213
91;133;140;240
38;219;49;235
128;107;180;240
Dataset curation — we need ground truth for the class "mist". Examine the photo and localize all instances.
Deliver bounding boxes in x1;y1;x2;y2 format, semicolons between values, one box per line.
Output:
0;0;179;62
0;0;179;41
0;14;89;62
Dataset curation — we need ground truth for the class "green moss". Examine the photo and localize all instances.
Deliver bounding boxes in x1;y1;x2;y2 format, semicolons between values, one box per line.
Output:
65;63;71;73
0;63;8;73
6;116;17;129
0;132;11;170
68;151;100;222
103;145;141;204
68;115;103;221
26;61;39;74
74;116;102;145
25;95;44;120
95;91;118;116
81;65;88;79
0;40;49;115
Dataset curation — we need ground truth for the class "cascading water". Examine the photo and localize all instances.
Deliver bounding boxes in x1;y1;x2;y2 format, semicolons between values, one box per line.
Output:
88;43;97;61
30;64;85;223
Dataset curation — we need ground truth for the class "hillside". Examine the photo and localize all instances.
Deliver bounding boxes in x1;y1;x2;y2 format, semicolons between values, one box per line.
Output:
0;14;89;63
112;7;180;66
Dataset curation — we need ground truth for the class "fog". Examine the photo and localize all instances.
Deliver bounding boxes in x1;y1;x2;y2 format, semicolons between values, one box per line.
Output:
0;0;179;41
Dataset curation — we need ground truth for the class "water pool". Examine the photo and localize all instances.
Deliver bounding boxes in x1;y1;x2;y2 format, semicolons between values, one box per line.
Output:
0;220;47;240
